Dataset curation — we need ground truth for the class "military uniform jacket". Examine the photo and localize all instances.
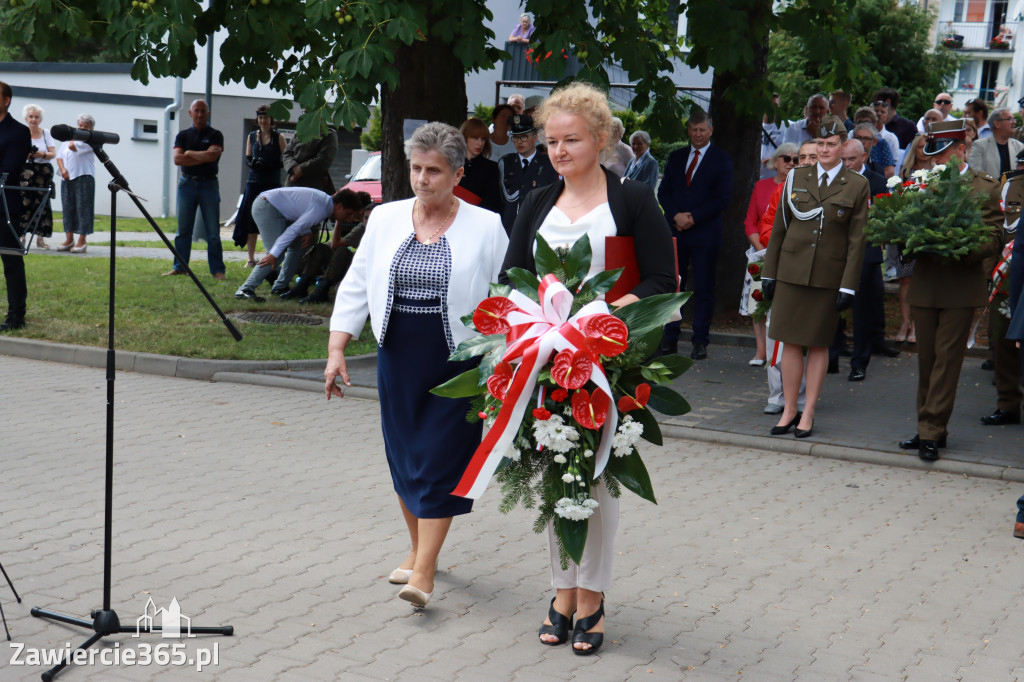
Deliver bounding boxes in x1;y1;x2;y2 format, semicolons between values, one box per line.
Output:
906;170;1004;309
283;128;338;192
762;164;869;292
498;151;558;232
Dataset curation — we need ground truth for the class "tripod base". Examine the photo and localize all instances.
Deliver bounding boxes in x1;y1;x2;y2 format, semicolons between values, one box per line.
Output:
31;607;232;681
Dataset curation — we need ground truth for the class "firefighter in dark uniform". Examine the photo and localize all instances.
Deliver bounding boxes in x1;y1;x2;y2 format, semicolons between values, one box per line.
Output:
497;113;557;234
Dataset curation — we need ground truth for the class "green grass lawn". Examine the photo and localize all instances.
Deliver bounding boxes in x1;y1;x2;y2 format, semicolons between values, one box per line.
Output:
1;254;377;360
54;211;181;234
90;239;264;252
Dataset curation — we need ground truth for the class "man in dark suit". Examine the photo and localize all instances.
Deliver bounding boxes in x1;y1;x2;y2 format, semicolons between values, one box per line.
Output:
831;139;899;381
497;114;557;234
898;120;1004;462
657;109;733;359
874;87;918;151
0;81;32;332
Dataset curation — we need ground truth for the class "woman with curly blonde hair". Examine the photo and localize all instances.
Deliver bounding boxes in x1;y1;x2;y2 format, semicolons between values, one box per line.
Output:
501;81;676;655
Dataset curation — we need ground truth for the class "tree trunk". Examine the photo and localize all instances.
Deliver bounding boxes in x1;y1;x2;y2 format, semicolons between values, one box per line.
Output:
380;15;469;203
709;25;770;319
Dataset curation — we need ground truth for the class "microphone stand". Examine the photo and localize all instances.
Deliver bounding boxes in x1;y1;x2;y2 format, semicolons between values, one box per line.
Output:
30;145;238;681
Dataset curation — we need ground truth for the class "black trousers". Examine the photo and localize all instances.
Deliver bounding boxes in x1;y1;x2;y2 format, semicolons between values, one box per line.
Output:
829;260;885;369
1;191;26;318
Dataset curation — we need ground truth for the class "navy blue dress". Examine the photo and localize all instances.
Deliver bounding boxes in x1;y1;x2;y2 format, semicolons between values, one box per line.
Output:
377;237;482;518
232;129;283;247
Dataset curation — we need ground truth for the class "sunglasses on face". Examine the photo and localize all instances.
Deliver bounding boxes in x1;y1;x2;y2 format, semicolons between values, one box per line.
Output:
935;99;952;105
871;101;890;108
776;155;795;163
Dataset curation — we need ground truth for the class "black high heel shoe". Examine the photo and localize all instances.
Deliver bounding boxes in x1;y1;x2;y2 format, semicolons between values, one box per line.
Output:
538;597;574;646
794;419;814;439
572;600;605;656
770;411;802;436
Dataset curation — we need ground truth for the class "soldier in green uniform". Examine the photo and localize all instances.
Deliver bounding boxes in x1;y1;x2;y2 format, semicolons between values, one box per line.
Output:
978;155;1023;427
762;116;869;439
897;120;1004;461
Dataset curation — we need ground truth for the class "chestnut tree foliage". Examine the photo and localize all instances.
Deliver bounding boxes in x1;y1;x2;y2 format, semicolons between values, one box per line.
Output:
7;0;877;308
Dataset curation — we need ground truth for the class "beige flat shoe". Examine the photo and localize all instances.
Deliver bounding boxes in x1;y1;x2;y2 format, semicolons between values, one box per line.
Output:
398;585;431;608
70;244;87;253
388;568;413;584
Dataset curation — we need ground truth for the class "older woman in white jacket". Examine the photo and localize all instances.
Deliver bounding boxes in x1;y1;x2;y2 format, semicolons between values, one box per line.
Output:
326;122;508;609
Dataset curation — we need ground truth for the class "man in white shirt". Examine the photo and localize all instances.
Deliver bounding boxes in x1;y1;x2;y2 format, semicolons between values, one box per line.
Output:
764;93;829;147
964;99;992;139
916;92;958;132
235;187;362;301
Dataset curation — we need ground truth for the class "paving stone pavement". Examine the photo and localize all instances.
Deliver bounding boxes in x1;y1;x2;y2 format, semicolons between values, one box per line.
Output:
2;355;1023;681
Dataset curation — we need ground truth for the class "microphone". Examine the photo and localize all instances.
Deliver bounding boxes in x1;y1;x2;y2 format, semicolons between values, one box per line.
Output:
50;124;120;146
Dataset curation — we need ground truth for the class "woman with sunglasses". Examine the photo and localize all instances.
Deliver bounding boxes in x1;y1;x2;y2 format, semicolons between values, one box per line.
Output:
742;142;799;365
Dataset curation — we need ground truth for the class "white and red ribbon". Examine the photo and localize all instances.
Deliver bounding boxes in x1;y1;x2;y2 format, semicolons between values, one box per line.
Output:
452;274;618;499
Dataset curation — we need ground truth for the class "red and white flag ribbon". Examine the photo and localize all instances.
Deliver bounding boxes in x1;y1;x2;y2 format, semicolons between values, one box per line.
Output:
452;274;618;499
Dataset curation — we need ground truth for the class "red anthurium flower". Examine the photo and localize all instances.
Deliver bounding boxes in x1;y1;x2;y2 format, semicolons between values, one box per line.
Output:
532;407;552;420
581;314;629;358
617;383;651;412
551;349;592;389
486;362;515;401
472;297;518;336
572;388;610;430
550;388;568;403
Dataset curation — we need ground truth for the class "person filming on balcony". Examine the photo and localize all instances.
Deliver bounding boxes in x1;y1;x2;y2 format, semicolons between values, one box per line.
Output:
508;13;536;44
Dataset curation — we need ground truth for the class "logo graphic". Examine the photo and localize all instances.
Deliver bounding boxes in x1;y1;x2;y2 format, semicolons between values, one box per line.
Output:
136;597;194;638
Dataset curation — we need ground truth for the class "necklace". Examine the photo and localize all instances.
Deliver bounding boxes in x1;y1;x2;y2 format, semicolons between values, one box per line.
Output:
414;197;457;245
558;177;606;210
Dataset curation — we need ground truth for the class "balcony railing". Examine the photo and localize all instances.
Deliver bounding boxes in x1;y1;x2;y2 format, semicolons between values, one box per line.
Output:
938;20;1018;51
501;42;581;83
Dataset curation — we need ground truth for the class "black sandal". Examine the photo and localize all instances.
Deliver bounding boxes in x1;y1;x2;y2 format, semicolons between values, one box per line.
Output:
571;600;605;656
538;597;574;646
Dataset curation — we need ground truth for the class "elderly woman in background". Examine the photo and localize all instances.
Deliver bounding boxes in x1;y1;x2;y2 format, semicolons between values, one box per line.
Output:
55;114;96;254
20;104;55;249
742;142;798;366
233;104;286;268
624;130;659;191
502;82;676;655
508;13;536;43
326;122;508;610
598;117;633;176
456;117;501;213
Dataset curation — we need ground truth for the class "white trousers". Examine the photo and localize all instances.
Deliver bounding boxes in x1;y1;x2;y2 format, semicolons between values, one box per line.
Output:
547;481;619;592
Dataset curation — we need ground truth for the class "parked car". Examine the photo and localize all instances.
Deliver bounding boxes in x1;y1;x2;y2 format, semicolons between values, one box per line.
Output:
342;151;382;204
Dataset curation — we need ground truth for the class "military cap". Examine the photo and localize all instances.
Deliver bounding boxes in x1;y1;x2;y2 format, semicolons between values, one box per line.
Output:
923;119;967;156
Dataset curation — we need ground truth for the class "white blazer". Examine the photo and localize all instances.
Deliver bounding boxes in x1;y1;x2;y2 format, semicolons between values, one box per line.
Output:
330;197;508;350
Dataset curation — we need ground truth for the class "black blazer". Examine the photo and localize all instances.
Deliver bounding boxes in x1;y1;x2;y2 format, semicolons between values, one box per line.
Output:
458;155;501;214
501;166;676;299
861;166;887;264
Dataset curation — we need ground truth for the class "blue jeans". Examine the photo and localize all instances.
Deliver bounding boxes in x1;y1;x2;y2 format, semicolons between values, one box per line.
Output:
239;197;303;293
174;176;224;274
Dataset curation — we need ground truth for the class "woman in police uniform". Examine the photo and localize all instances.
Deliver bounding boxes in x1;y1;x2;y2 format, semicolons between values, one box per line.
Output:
762;116;869;438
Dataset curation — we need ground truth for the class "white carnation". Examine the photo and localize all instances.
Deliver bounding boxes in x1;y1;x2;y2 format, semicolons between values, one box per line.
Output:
554;497;597;521
612;415;644;456
561;473;575;483
932;164;947;173
553;454;567;464
532;414;580;454
885;175;901;189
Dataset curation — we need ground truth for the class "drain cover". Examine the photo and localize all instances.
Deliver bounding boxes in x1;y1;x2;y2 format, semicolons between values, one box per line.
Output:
231;312;326;326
